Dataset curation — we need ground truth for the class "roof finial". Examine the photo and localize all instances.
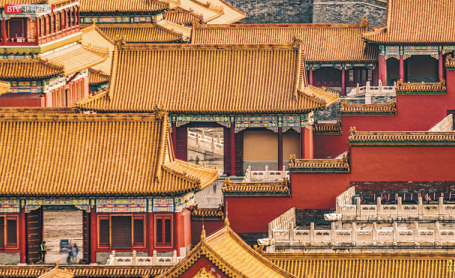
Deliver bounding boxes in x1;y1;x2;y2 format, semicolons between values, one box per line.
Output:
360;17;369;30
201;228;206;241
55;262;59;268
114;35;125;48
91;18;96;25
291;34;303;49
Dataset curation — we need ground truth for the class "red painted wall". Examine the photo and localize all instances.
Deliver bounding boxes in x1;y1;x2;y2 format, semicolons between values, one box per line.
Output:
314;69;455;158
226;145;455;234
176;209;192;256
0;93;44;107
191;221;224;246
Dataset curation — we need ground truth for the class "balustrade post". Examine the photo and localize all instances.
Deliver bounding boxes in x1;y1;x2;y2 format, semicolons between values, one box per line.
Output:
152;250;157;265
331;222;336;241
418;197;423;215
265;166;269;180
379;80;383;94
132;250;136;266
356;83;360;95
290;223;294;241
356;197;361;216
398;197;403;216
201;129;205;140
366;81;370;94
351;222;356;242
172;250;177;263
310;222;314;242
211;137;215;151
377;197;382;215
413;222;419;242
393;222;398;242
196;133;200;146
435;222;440;242
439;197;445;215
372;222;377;241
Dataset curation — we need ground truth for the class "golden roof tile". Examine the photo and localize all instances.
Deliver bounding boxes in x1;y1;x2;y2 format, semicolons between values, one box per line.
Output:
348;127;455;145
0;112;218;197
0;81;10;96
396;79;447;94
41;44;109;76
96;23;186;43
0;59;63;80
159;223;298;278
191;205;224;220
38;268;73;278
192;21;378;62
340;100;397;115
80;0;168;13
81;25;115;75
446;54;455;69
77;43;339;114
0;107;79;114
164;8;203;25
89;68;110;85
156;20;192;41
313;120;342;134
265;252;455;278
289;153;350;172
363;0;455;43
222;178;290;196
0;266;169;278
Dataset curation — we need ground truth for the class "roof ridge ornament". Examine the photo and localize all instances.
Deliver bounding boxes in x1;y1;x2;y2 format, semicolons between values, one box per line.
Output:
153;103;167;120
114;35;126;48
291;34;303;49
360;17;369;30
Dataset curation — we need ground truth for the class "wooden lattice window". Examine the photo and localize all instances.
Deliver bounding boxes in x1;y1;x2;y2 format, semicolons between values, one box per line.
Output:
98;215;146;249
111;216;132;248
155;215;173;248
0;217;4;248
133;218;144;244
99;218;109;246
0;216;18;248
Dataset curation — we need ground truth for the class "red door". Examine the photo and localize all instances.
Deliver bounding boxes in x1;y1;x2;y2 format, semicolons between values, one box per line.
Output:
175;126;188;161
26;208;42;263
9;19;24;39
223;126;231;175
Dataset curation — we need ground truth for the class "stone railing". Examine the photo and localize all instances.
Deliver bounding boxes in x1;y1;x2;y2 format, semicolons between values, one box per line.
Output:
335;186;356;214
446;54;455;69
340;100;397;115
188;130;224;151
242;166;289;182
396;79;447;93
266;221;454;251
347;80;395;104
336;196;455;221
268;208;296;237
429;115;453;132
106;250;181;266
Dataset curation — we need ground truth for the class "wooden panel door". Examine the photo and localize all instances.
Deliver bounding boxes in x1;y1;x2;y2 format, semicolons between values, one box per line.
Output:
234;131;243;176
26;208;42;263
175;126;188;161
82;211;90;263
223;126;231;175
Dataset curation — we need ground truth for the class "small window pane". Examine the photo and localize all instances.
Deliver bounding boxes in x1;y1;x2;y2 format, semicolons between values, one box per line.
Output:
165;219;171;244
361;69;367;81
368;70;373;81
112;216;132;247
0;218;4;248
134;219;144;244
99;219;109;245
349;70;354;82
156;219;163;243
7;220;16;244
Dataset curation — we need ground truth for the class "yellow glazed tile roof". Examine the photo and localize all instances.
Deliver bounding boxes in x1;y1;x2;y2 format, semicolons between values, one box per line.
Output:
80;0;168;13
363;0;455;43
396;79;447;93
77;43;339;114
0;81;10;96
313;120;342;134
164;9;203;25
447;55;455;69
192;21;378;62
159;221;298;278
0;59;63;79
38;268;73;278
289;153;350;172
81;25;115;75
0;107;78;114
265;252;455;278
96;23;189;43
222;178;290;196
157;20;192;40
340;100;397;115
0;266;169;278
89;68;110;85
191;205;224;220
0;112;218;197
41;44;109;76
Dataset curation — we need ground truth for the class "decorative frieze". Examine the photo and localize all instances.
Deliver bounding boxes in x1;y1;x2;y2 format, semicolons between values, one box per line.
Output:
96;198;147;213
0;199;20;213
82;16;152;24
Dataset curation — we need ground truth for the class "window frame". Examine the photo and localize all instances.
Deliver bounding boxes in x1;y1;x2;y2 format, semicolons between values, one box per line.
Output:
154;214;173;249
97;214;147;249
0;215;19;249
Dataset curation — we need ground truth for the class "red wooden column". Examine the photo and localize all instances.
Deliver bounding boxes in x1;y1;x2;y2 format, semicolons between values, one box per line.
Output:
439;51;444;81
303;126;313;159
35;18;39;44
20;209;26;264
308;67;313;85
90;209;97;264
148;212;154;256
278;127;283;171
399;55;404;81
1;20;6;44
379;55;386;84
230;122;235;176
172;123;177;155
341;67;346;96
175;212;182;256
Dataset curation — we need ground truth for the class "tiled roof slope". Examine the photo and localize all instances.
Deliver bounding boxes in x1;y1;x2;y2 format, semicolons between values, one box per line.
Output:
363;0;455;43
164;9;203;25
265;253;455;278
192;22;378;62
81;25;115;75
88;68;110;85
77;43;339;113
96;23;188;43
0;81;10;95
159;221;298;278
38;268;73;278
80;0;168;13
41;44;109;76
0;113;218;197
0;59;63;80
0;266;169;278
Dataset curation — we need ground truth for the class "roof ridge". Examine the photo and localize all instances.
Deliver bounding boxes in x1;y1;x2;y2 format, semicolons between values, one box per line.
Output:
156;20;186;39
0;113;159;122
161;161;202;185
194;22;368;29
81;43;110;58
76;89;109;106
